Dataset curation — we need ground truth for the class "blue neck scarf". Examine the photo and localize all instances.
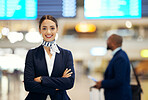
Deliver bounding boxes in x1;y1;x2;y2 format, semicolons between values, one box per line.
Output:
41;40;60;54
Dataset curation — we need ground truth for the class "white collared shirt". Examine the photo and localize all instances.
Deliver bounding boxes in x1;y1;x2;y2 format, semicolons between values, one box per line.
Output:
112;47;121;56
44;48;56;100
44;48;56;76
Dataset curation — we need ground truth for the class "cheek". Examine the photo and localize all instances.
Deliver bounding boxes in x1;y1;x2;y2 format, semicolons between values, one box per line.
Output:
110;43;114;48
52;31;57;35
40;30;46;34
53;33;56;37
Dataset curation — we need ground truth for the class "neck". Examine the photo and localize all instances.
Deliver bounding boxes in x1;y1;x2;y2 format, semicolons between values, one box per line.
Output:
113;47;121;51
44;46;50;50
112;48;116;51
112;46;119;51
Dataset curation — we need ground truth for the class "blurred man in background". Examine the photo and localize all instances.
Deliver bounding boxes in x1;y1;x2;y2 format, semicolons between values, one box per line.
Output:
94;34;132;100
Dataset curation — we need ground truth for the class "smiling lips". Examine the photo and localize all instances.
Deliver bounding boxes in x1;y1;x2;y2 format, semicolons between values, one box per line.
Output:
45;35;53;38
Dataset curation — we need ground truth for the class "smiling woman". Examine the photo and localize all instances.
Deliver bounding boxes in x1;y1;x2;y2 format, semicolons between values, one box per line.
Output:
24;15;75;100
39;19;58;42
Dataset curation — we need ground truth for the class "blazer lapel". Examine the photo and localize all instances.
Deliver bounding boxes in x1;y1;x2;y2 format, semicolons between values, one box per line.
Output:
37;45;63;77
35;45;49;76
51;46;63;77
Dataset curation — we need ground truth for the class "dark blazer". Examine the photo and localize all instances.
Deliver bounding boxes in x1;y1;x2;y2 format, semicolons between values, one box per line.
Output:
101;49;132;100
24;45;75;100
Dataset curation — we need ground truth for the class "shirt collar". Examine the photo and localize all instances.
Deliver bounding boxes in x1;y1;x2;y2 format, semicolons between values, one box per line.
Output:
41;40;60;54
112;47;121;56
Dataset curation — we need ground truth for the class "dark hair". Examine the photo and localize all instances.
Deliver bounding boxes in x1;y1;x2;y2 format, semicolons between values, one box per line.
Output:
39;15;58;29
111;34;123;47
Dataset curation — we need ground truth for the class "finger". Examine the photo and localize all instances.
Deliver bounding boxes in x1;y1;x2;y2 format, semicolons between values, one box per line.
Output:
63;72;72;77
64;68;69;73
63;69;68;75
65;69;71;74
64;74;71;78
66;72;73;76
66;72;73;75
64;68;68;72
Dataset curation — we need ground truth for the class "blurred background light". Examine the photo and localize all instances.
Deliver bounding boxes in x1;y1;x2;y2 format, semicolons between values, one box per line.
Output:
1;76;8;95
0;54;25;72
90;47;107;56
29;28;36;32
14;48;28;57
141;49;148;58
125;21;132;28
0;48;13;56
7;32;24;43
25;32;42;43
75;23;96;32
0;33;2;39
62;0;76;17
0;0;37;20
106;29;135;38
38;0;76;18
84;0;141;19
1;27;9;36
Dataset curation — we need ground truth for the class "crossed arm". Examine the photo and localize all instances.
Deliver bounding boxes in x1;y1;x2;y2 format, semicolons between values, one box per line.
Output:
34;68;72;83
24;50;75;95
34;68;73;90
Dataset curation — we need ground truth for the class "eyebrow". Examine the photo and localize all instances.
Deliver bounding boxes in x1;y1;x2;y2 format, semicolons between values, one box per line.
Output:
42;25;55;27
50;25;55;27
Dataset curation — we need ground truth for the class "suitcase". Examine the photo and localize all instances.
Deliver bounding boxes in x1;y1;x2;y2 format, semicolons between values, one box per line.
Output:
89;87;104;100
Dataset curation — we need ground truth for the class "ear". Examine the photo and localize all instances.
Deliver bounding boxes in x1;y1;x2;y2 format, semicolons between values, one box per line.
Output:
39;28;41;34
56;27;58;32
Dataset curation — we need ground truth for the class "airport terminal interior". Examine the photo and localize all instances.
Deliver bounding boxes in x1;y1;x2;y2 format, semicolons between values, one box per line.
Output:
0;0;148;100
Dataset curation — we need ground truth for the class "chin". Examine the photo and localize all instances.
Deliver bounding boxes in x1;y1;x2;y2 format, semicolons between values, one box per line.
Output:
46;39;55;42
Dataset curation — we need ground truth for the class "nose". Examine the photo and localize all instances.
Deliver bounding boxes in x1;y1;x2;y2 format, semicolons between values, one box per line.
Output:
47;29;51;34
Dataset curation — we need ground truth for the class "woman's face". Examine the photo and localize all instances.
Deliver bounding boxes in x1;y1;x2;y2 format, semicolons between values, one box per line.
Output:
39;19;58;42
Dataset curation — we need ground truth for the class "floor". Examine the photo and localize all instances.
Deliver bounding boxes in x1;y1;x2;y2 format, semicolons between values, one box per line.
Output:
0;72;148;100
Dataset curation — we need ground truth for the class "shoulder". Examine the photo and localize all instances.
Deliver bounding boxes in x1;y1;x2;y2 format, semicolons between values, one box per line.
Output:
115;49;126;56
27;45;43;54
114;49;129;61
57;45;72;54
119;50;128;58
57;45;73;56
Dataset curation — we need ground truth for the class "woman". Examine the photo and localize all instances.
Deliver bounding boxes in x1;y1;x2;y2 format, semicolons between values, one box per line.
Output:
24;15;75;100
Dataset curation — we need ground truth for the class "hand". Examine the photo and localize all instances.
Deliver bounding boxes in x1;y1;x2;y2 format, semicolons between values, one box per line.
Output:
62;68;73;78
93;81;102;89
55;69;73;91
34;76;41;83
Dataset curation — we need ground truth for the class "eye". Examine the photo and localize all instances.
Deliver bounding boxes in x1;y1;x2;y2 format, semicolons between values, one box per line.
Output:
42;28;46;30
51;27;55;30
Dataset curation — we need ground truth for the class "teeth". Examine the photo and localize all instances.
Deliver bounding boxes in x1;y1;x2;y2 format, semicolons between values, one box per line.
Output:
46;35;52;38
